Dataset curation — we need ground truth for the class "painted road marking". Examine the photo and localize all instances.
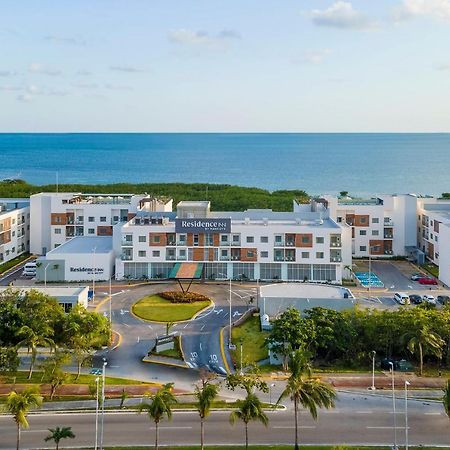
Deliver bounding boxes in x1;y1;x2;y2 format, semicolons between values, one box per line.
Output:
199;343;202;351
190;352;198;359
137;336;140;343
148;325;153;329
213;309;223;315
186;362;194;368
122;323;130;327
233;311;242;318
184;323;189;329
424;412;441;415
209;354;218;363
200;324;205;331
273;426;316;429
367;426;409;429
219;366;227;374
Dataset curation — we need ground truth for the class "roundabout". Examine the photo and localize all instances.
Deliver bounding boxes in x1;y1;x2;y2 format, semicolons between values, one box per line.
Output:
131;292;212;323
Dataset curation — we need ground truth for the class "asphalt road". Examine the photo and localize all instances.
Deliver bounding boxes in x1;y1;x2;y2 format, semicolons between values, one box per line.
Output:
1;392;449;449
93;282;255;387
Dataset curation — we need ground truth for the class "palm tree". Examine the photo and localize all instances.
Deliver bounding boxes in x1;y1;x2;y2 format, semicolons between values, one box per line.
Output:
443;379;450;419
195;381;220;450
277;349;336;450
403;325;444;376
4;387;43;450
17;325;55;379
137;383;177;450
44;426;75;450
229;392;268;450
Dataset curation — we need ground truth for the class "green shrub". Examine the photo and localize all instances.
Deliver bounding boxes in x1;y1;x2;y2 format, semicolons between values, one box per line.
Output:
159;291;211;304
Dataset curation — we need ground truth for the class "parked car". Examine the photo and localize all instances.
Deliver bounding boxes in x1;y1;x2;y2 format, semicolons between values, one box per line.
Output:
410;273;422;281
437;295;450;305
423;294;436;305
380;358;414;372
409;294;422;304
22;262;37;277
394;292;410;305
418;277;438;285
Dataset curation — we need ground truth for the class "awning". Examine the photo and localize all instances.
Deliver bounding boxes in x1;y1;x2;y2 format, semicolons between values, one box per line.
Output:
169;262;203;280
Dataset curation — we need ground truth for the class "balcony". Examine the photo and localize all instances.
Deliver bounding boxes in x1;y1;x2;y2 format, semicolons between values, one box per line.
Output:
177;255;187;261
231;256;240;261
121;254;132;261
284;256;295;262
384;234;393;239
167;241;176;246
121;239;133;246
384;250;393;255
166;255;176;261
274;241;285;247
330;240;341;247
220;256;230;261
231;241;241;246
330;256;342;262
384;220;394;227
177;241;187;246
274;256;284;262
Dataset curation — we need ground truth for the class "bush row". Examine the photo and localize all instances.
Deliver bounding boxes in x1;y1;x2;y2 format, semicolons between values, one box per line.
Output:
159;291;211;304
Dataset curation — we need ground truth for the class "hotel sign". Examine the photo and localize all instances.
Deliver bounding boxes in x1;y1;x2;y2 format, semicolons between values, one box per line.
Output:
175;218;231;233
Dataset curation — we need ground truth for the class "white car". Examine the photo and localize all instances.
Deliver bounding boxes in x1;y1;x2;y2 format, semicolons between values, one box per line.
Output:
423;295;436;305
394;292;410;305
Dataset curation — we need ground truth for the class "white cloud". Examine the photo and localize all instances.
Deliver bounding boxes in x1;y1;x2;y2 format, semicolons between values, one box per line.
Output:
109;65;145;73
0;70;17;77
17;93;33;102
168;28;241;49
311;2;376;30
393;0;450;21
44;35;87;46
0;84;22;91
303;49;331;65
29;63;62;76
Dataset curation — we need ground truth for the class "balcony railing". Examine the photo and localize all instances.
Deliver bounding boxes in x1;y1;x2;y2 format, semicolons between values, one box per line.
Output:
274;241;285;247
231;241;241;246
231;256;240;261
330;241;341;247
167;241;176;246
384;220;394;227
274;256;284;262
177;255;187;261
121;254;132;261
384;234;393;239
166;255;176;261
177;241;187;246
121;240;133;246
384;250;393;255
220;256;230;261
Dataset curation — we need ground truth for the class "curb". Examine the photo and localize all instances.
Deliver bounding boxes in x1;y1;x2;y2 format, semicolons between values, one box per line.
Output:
0;254;35;279
142;357;189;370
219;327;232;374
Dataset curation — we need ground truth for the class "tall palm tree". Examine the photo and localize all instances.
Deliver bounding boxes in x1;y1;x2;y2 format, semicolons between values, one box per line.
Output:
229;392;268;450
403;325;444;376
44;426;75;450
4;387;43;450
195;381;220;450
443;379;450;419
17;325;55;379
137;383;177;450
278;349;336;450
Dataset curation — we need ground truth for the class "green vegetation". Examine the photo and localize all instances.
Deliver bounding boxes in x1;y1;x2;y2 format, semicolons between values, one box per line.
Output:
0;370;155;386
160;291;211;303
152;336;183;360
0;179;309;212
93;447;450;450
267;306;450;372
422;263;439;278
231;316;269;366
0;253;30;275
132;294;211;322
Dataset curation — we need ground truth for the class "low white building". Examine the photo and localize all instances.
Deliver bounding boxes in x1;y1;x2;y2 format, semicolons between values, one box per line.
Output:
0;286;89;312
36;236;114;282
0;199;30;267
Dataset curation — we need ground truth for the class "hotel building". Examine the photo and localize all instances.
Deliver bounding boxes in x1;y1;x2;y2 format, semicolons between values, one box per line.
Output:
0;199;30;266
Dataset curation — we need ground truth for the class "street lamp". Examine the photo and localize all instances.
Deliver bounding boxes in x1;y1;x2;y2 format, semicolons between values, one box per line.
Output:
269;383;276;407
405;380;410;450
369;350;376;390
218;271;233;348
100;359;107;450
368;244;380;298
94;377;100;450
388;361;397;450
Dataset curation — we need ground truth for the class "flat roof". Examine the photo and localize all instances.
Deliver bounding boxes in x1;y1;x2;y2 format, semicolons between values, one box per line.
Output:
0;286;89;297
46;236;113;255
260;283;353;299
177;201;210;207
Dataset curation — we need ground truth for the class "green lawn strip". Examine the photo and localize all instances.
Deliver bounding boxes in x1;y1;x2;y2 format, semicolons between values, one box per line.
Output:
151;336;183;360
0;253;31;275
92;446;446;450
422;263;439;278
0;371;155;386
231;315;269;366
132;294;210;322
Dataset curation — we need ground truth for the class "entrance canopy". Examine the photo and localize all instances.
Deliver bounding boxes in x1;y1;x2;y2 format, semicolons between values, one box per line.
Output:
168;263;203;294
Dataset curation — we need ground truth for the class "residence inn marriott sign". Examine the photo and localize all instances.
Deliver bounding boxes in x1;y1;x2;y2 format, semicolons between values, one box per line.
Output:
175;218;231;233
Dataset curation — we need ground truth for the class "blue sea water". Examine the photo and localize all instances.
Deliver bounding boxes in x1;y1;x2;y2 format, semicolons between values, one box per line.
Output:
0;133;449;196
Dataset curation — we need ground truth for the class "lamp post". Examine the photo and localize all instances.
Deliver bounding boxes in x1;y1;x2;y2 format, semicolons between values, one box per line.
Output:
405;380;410;450
388;361;397;450
370;350;376;390
269;383;276;408
44;263;50;288
100;359;107;450
109;276;113;344
94;377;100;450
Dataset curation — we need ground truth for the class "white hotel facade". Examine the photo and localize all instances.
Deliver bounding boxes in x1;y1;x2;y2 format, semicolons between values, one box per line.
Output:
27;192;450;287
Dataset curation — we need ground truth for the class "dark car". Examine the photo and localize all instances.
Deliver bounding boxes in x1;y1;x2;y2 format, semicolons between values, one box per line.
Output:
409;294;422;304
418;277;438;285
381;358;414;372
437;295;450;305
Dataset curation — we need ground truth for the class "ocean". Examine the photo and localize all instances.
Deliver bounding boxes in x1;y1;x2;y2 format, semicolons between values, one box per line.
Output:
0;133;449;196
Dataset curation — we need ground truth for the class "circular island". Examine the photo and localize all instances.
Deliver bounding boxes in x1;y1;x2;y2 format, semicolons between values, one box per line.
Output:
132;291;212;323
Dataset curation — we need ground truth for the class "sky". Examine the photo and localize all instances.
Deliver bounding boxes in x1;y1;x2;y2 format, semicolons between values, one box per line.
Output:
1;0;450;132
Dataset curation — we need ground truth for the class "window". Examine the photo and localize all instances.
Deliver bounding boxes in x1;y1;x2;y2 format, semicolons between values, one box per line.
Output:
316;237;324;244
232;234;240;242
275;235;282;243
246;236;254;243
88;216;95;222
301;252;309;259
138;235;146;243
316;252;324;259
302;236;310;244
360;246;367;252
179;234;186;243
12;231;15;237
260;236;269;243
152;250;160;257
205;234;214;246
260;251;268;258
360;217;367;224
193;234;199;246
77;216;83;223
435;236;438;242
337;217;342;223
138;250;146;257
100;216;107;222
54;228;61;234
88;228;95;234
113;215;119;223
220;234;228;243
12;218;15;225
372;218;379;224
260;263;281;280
179;249;186;257
360;230;367;236
372;230;379;236
153;235;161;243
246;250;255;258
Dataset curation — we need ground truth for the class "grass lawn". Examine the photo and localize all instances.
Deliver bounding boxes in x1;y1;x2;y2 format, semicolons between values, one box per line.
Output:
231;315;269;366
0;371;155;386
132;294;211;322
422;263;439;278
0;253;31;275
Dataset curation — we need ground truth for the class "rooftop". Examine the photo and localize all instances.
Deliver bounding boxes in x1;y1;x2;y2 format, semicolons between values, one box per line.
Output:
260;283;353;299
46;236;113;255
0;285;89;297
337;197;383;206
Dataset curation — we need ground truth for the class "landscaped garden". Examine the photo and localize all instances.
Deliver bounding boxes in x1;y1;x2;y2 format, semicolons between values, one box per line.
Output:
132;291;212;322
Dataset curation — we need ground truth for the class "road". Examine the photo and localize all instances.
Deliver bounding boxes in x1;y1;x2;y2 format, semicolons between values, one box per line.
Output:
93;282;254;387
1;392;449;449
